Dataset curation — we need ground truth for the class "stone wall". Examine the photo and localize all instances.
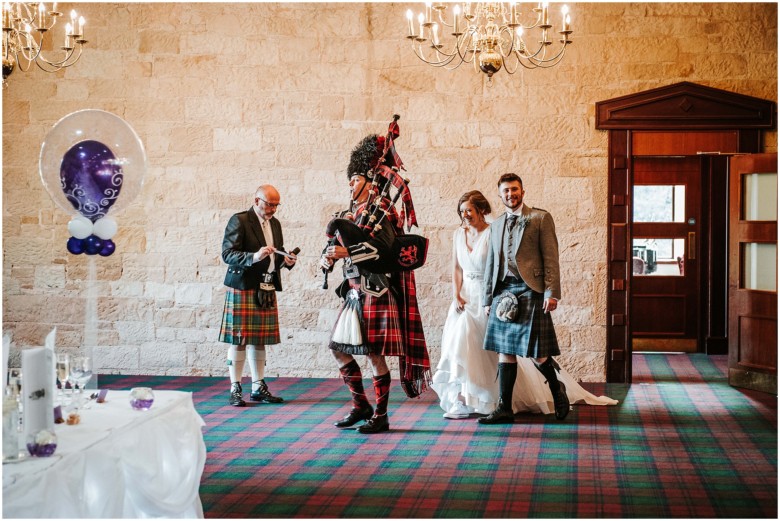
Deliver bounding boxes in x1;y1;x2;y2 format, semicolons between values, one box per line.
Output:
3;2;777;381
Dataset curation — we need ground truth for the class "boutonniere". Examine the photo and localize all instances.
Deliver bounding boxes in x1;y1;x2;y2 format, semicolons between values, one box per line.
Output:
517;216;531;230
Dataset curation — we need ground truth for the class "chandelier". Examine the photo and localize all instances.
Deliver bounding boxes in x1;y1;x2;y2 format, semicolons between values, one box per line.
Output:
2;2;87;85
404;2;572;82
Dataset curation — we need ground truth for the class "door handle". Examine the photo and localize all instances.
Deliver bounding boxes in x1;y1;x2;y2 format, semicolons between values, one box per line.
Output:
688;232;696;260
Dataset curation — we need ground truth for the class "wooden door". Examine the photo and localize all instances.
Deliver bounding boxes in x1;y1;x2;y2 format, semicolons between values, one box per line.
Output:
631;157;701;352
728;153;777;394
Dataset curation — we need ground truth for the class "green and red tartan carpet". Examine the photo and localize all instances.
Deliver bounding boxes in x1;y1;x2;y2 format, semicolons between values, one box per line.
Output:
100;354;777;518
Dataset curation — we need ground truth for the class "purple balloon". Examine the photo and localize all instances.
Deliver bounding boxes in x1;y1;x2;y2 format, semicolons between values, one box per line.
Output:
98;240;116;257
60;140;123;223
66;237;85;255
85;235;103;255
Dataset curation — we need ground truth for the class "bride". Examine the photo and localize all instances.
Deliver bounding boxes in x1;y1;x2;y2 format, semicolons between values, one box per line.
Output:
431;190;617;419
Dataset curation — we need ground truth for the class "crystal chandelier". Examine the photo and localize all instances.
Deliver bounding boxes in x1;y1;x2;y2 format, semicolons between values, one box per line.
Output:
2;2;87;85
404;2;572;82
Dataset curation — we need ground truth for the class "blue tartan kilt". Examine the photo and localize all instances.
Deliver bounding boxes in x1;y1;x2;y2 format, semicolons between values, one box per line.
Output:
483;278;560;358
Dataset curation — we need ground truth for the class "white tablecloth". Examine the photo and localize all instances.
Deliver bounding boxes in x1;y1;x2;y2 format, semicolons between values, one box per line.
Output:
2;390;206;518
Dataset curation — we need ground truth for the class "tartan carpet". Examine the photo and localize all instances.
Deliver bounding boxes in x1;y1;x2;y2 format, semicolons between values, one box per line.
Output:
99;354;777;518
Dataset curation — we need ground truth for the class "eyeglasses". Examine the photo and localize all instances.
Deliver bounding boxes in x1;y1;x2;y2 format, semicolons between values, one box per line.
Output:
257;197;281;208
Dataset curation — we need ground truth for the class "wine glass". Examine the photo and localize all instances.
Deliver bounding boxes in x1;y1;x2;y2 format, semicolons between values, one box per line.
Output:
68;356;92;409
55;354;70;405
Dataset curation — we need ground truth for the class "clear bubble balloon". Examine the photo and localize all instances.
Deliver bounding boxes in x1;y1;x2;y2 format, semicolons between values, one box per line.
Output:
92;217;118;240
67;216;93;240
39;109;147;218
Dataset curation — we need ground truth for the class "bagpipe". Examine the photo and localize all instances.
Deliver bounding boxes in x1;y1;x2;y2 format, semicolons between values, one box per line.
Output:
322;115;428;289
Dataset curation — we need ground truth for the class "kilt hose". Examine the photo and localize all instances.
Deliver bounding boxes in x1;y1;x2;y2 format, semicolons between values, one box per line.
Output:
483;278;560;358
219;288;281;345
329;289;404;357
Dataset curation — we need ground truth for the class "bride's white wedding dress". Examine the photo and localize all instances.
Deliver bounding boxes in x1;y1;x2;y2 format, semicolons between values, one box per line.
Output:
431;226;617;416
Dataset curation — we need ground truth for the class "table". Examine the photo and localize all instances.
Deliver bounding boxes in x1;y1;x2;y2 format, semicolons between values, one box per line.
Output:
2;390;206;518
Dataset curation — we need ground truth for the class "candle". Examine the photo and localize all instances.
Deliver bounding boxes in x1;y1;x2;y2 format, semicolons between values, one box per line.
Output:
464;1;471;18
3;3;10;29
542;2;549;25
38;3;45;29
453;4;460;33
561;5;569;31
64;21;71;47
418;13;424;39
24;23;32;48
78;16;84;37
432;23;439;45
425;1;432;23
510;2;517;24
564;14;570;32
406;9;414;37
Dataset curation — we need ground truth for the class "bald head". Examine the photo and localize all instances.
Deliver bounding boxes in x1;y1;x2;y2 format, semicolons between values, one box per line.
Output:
254;184;281;220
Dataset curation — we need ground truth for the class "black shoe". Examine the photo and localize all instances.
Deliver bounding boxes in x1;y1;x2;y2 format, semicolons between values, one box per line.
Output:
357;414;389;434
334;405;374;428
249;379;284;403
552;382;570;420
477;407;515;424
229;382;246;407
536;358;570;420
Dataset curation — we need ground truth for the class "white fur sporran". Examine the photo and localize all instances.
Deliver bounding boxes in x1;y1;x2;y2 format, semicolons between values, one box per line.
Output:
332;289;363;345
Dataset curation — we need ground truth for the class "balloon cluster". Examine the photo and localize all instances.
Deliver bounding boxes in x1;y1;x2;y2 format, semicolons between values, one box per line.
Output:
66;216;117;256
39;110;147;257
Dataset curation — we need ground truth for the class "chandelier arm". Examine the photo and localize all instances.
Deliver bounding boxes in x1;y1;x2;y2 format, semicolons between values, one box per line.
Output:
411;42;459;68
35;46;81;70
516;46;569;69
519;42;569;67
496;25;517;57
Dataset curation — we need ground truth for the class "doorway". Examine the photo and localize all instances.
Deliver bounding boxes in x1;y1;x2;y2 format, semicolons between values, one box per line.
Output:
631;157;700;353
596;82;776;383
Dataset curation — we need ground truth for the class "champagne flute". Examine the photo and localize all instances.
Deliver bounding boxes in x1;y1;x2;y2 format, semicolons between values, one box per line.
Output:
68;356;92;410
55;354;70;405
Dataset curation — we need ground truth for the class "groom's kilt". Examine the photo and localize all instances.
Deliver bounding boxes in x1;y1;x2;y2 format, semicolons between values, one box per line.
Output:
483;278;560;358
219;288;280;345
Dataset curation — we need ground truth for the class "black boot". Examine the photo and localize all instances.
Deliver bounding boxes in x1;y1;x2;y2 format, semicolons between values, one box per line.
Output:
357;414;389;434
334;405;374;428
478;362;517;424
229;382;246;407
249;379;284;403
536;358;570;420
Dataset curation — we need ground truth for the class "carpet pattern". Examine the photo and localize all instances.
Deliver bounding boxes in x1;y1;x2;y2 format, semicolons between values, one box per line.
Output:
99;354;777;518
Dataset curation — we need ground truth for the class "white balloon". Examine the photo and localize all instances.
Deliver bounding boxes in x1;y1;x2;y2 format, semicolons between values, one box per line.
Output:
93;217;118;240
67;216;93;240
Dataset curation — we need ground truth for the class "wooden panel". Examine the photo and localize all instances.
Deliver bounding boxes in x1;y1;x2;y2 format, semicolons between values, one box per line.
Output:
738;316;778;371
729;153;778;394
611;224;627;261
596;82;777;130
632;295;686;334
632;131;738;156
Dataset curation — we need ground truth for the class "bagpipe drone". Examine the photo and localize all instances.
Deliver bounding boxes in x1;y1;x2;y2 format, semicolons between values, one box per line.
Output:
322;115;428;289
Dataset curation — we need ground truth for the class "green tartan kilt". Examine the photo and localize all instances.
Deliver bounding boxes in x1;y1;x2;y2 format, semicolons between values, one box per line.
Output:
219;288;280;345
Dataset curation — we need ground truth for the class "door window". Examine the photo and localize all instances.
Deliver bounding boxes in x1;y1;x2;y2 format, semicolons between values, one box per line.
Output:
741;242;777;292
634;185;686;223
632;238;685;276
742;173;777;221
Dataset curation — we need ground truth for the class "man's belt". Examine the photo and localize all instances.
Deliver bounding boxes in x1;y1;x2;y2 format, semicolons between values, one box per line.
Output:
260;273;275;284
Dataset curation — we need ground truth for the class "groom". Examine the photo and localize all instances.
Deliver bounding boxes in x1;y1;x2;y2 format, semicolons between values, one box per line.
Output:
479;173;570;424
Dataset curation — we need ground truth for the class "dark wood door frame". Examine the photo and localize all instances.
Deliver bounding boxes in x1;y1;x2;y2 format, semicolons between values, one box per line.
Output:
595;82;776;383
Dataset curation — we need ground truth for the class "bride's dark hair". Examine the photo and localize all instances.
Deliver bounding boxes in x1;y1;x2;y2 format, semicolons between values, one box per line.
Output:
457;190;491;221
